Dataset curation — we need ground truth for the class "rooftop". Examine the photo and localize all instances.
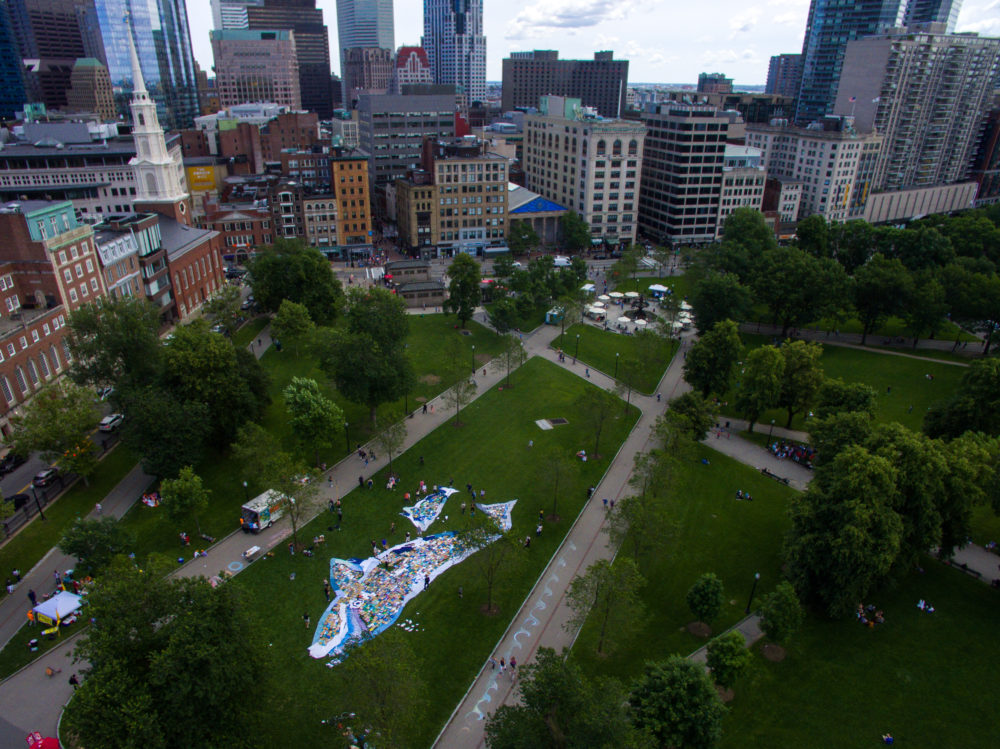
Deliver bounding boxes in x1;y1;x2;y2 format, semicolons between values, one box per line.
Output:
158;218;218;261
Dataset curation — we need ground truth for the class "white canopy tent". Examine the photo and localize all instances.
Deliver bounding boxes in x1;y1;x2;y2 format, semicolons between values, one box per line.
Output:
33;591;83;626
617;316;632;324
648;284;668;293
624;291;640;298
608;291;624;299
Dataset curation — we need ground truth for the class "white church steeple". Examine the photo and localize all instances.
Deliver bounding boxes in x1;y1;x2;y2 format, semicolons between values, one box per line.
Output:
127;18;189;220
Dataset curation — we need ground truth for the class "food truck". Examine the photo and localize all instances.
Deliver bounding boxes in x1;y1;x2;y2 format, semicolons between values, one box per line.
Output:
240;490;288;533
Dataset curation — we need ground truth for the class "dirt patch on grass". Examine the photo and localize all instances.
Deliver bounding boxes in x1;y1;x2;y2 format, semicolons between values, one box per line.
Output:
761;643;786;662
716;686;735;703
420;374;441;385
687;621;712;638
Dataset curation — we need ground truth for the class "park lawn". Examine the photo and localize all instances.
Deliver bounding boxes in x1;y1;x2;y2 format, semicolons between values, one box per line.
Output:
232;316;268;348
969;505;1000;547
572;444;796;679
614;273;694;300
720;560;1000;748
552;324;679;394
230;357;641;747
0;619;85;680
867;344;977;363
747;305;978;344
484;299;548;332
722;335;964;432
0;445;139;603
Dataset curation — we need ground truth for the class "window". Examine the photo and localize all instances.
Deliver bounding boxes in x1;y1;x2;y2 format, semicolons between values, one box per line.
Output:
38;352;49;378
0;376;12;403
50;345;60;371
90;278;99;292
14;366;27;394
63;269;73;283
69;288;78;303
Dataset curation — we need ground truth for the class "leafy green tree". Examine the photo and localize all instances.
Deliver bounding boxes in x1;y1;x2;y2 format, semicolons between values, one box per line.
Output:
445;253;482;328
490;333;528;387
566;558;645;654
283;377;344;466
160;466;211;535
630;656;726;749
268;454;320;551
795;214;829;258
612;245;642;285
785;446;902;617
486;648;635;749
902;272;948;348
776;339;824;428
538;447;573;520
651;246;674;278
559;210;591;252
442;378;477;426
579;386;619;458
663;391;716;441
815;378;878;420
605;489;670;571
706;631;751;689
67;295;163;392
751;247;848;337
374;418;407;474
118;386;210;478
828;220;876;273
686;572;725;627
940;265;1000;355
851;254;913;345
735;345;784;431
64;559;266;748
58;518;133;577
507;220;540;256
757;581;804;644
10;382;100;485
925;358;1000;440
492;252;516;281
270;299;314;356
344;286;410;349
938;432;1000;554
809;411;874;467
691;271;753;334
203;284;244;338
721;207;776;256
487;297;518;334
462;513;525;615
247;238;343;324
230;422;289;494
340;628;428;747
683;319;743;397
556;292;585;337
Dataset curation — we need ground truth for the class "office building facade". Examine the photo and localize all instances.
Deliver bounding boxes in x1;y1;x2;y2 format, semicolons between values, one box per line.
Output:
211;0;263;30
903;0;961;32
392;46;432;93
795;0;904;124
422;0;486;104
211;29;301;110
501;51;628;118
0;4;27;118
698;72;733;94
717;145;766;231
335;0;393;101
765;53;803;98
342;46;393;103
65;57;115;120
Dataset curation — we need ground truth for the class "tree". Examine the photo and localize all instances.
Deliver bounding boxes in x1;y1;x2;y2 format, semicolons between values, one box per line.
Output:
683;320;743;397
705;631;751;690
489;333;528;387
630;656;726;749
566;558;645;654
487;297;518;334
203;284;243;338
340;628;428;747
851;254;913;345
750;246;849;336
247;238;343;324
230;421;288;494
269;455;321;552
492;252;516;281
651;246;674;278
66;295;163;392
939;263;1000;355
58;518;133;577
374;418;407;474
559;210;591;252
507;220;540;256
924;358;1000;439
579;386;619;458
815;378;877;419
442;379;477;426
809;411;874;467
720;207;776;256
64;559;266;749
757;581;804;644
270;299;314;356
611;246;642;286
540;448;573;520
796;214;829;258
445;253;482;328
463;512;525;615
485;648;635;749
663;391;715;441
344;286;410;349
776;339;824;428
615;354;644;412
159;466;211;535
10;382;99;485
117;386;210;478
901;272;947;348
283;377;344;466
556;292;585;337
690;271;753;334
687;572;725;627
605;493;670;572
735;345;784;432
828;220;876;273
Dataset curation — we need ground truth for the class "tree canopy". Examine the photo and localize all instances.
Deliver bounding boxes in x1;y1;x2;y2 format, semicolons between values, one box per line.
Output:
247;238;343;324
445;253;482;328
559;210;592;252
683;320;743;397
58;518;133;577
630;656;726;749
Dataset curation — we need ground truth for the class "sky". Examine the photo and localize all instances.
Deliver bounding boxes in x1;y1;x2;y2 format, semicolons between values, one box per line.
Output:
187;0;1000;86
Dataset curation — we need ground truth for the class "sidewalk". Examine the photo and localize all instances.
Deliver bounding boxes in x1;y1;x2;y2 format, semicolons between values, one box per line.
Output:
742;322;981;359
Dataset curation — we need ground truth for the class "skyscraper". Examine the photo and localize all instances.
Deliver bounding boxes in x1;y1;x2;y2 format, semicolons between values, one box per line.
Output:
501;51;629;118
902;0;962;32
211;29;301;109
211;0;263;30
247;0;332;118
422;0;486;105
335;0;394;103
795;0;904;124
0;3;27;118
93;0;200;130
765;54;803;98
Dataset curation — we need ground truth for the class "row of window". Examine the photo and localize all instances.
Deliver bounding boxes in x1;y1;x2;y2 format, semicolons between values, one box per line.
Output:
1;342;68;404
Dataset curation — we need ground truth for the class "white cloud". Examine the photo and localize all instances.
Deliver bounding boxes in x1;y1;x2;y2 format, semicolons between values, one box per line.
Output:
506;0;641;40
700;47;764;68
729;8;761;35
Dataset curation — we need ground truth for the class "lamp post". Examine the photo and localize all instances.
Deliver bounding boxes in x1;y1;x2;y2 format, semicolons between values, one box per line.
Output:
745;572;761;614
575;333;580;359
614;352;620;379
769;419;775;441
344;421;350;452
30;485;46;521
471;344;476;374
242;480;249;502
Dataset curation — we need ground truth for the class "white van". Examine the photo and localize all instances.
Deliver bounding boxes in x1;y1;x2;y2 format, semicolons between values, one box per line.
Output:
553;255;571;267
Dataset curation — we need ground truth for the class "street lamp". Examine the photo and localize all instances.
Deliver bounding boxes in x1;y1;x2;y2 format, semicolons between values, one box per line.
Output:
242;481;249;502
614;352;620;379
471;344;476;374
344;421;350;453
30;485;46;521
575;333;580;359
745;572;761;614
769;419;775;441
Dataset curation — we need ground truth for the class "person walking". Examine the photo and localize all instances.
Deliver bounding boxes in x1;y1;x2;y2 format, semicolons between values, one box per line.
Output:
509;656;517;679
499;657;506;674
27;588;36;606
323;579;331;602
303;611;311;628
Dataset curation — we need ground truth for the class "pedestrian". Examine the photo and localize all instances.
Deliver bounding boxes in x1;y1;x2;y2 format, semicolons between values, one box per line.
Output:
510;656;517;678
12;568;20;583
528;439;534;448
489;656;497;670
27;588;36;606
585;368;590;378
499;657;506;673
603;498;608;510
68;673;79;690
258;338;262;347
27;610;34;627
288;542;295;555
470;504;476;517
458;586;463;599
95;502;102;515
424;573;430;589
370;539;377;552
609;500;615;511
381;538;387;551
656;392;661;402
587;486;595;499
536;523;542;536
422;403;428;414
303;611;310;628
336;509;343;529
538;509;544;522
461;502;466;515
323;579;331;602
390;521;396;534
420;455;425;465
405;531;411;542
358;475;364;488
367;478;374;489
524;536;531;549
479;489;485;500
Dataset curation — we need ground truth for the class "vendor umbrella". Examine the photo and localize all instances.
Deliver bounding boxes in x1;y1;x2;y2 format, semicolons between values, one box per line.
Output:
592;301;605;308
597;294;611;301
680;301;693;310
617;316;632;324
635;318;648;326
624;291;640;298
608;291;624;298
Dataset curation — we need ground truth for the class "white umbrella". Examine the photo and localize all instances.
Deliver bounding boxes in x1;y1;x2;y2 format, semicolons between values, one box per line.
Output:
671;321;684;330
635;318;648;326
624;291;640;298
648;284;668;292
617;316;632;324
592;301;605;308
597;294;611;301
680;301;693;311
608;291;624;298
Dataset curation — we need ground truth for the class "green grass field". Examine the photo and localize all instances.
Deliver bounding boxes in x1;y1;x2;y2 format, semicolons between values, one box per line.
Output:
723;336;965;432
720;560;1000;748
552;324;679;394
230;357;640;746
572;444;796;677
232;316;268;348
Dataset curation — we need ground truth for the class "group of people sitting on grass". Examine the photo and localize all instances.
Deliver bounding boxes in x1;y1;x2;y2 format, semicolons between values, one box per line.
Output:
735;489;754;502
857;603;886;627
768;441;817;468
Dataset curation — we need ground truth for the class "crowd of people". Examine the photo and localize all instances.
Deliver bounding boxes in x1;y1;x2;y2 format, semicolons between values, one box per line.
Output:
767;441;817;469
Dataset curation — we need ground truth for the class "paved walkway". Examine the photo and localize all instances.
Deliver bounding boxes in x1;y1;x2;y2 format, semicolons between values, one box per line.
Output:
688;614;764;664
742;322;982;358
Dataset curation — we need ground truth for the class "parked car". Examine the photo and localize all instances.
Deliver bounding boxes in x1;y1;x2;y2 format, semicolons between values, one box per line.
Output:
8;493;30;511
32;467;59;488
96;386;115;401
99;413;125;432
240;296;255;311
0;451;27;475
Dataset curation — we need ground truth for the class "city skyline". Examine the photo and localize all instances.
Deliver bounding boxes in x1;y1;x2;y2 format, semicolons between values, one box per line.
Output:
186;0;1000;86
